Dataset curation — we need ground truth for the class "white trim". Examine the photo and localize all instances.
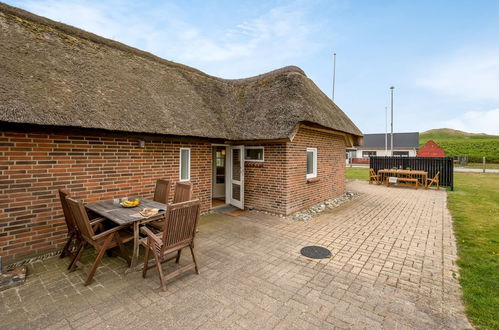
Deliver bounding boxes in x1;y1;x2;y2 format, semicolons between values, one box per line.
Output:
306;147;317;179
244;146;264;162
179;148;191;182
229;146;244;209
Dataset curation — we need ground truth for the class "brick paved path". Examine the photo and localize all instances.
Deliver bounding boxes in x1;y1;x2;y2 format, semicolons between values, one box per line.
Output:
0;181;470;329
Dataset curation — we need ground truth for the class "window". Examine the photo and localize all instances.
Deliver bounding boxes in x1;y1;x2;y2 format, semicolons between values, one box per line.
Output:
362;151;377;158
245;147;264;161
179;148;190;181
306;148;317;178
393;151;409;157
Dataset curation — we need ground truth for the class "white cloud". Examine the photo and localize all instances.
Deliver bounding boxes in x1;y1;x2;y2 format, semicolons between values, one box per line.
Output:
418;48;499;102
439;108;499;135
17;0;324;78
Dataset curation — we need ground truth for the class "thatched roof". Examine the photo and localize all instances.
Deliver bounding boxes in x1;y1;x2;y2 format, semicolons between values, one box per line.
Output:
0;3;362;143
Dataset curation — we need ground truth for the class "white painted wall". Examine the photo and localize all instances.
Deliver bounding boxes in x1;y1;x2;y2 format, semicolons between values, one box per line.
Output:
354;149;417;158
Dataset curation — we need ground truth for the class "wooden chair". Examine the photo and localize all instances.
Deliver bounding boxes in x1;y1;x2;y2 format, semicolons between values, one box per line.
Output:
369;168;381;184
426;171;440;189
141;200;201;291
58;190;105;265
173;181;193;203
149;182;193;231
153;179;171;204
65;197;133;285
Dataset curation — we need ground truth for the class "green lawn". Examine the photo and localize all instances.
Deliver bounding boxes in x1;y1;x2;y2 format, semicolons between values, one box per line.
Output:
448;173;499;328
345;168;499;328
345;167;369;181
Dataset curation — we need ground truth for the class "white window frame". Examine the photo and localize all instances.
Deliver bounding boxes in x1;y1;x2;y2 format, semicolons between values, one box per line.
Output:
244;146;264;162
306;147;317;179
179;148;191;182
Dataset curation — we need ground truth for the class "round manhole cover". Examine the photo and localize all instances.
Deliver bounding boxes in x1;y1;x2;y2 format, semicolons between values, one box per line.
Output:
300;246;332;259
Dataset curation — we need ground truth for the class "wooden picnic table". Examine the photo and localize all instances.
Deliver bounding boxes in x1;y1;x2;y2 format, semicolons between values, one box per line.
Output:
85;197;166;273
378;169;428;188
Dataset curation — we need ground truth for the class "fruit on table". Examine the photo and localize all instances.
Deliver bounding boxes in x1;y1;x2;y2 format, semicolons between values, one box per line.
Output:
122;199;140;207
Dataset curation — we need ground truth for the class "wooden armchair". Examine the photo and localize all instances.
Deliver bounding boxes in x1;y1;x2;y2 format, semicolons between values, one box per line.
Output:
426;171;440;189
149;181;193;231
65;197;133;285
369;168;381;184
58;190;105;266
141;200;201;291
153;179;171;204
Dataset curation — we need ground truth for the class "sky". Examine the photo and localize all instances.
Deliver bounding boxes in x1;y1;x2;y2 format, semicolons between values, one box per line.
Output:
7;0;499;135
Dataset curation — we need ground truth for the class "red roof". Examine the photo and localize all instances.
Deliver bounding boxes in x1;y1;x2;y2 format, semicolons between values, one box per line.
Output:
417;140;446;157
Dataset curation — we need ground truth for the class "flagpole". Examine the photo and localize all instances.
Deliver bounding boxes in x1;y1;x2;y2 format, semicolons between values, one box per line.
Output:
332;52;336;101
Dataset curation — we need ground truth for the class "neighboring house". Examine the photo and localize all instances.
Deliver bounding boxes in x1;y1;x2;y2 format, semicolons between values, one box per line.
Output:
347;132;419;164
417;140;446;157
0;4;362;262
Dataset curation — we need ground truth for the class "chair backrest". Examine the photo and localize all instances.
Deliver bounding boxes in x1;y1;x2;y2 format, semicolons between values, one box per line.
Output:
65;197;95;241
58;189;77;233
173;182;193;204
433;171;440;181
154;179;171;204
161;199;201;252
369;168;376;177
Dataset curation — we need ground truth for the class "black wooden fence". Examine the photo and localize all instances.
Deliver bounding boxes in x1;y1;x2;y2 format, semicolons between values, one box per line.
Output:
370;156;454;190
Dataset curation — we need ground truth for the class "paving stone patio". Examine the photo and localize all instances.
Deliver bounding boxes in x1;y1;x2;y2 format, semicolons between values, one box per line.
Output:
0;181;471;329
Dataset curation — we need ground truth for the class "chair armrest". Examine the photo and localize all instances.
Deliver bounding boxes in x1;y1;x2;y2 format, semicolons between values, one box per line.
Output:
141;226;163;246
92;224;130;241
89;217;106;225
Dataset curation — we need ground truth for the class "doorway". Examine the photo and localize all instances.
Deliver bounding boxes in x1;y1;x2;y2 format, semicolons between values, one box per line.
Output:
211;145;245;210
212;146;226;207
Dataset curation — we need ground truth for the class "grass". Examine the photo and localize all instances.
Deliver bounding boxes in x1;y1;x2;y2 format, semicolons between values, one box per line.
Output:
447;173;499;328
420;128;499;163
345;167;369;181
345;167;499;328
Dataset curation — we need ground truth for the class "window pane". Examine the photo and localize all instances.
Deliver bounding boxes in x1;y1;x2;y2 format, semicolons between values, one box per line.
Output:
245;148;263;161
181;149;189;180
232;183;241;201
232;149;240;181
307;151;313;175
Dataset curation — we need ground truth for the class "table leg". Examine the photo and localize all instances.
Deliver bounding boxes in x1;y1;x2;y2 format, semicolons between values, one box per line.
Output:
125;221;140;274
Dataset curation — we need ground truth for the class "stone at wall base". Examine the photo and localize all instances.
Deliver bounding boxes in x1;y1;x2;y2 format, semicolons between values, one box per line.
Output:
0;266;27;291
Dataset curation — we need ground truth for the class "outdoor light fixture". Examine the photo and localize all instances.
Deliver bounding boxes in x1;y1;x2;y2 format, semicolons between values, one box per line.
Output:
221;149;226;156
138;140;145;148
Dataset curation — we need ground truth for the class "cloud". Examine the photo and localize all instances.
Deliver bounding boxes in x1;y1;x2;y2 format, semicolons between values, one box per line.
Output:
417;48;499;102
439;108;499;135
16;0;324;78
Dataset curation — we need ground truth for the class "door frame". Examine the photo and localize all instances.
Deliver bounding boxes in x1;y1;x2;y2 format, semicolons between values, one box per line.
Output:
211;144;230;205
228;145;244;209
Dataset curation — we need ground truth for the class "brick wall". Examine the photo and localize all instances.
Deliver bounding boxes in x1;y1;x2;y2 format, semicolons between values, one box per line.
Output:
0;130;212;263
244;143;287;214
243;127;346;216
285;127;346;215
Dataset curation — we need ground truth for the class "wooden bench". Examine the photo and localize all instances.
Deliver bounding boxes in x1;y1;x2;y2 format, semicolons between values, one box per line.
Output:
396;177;419;189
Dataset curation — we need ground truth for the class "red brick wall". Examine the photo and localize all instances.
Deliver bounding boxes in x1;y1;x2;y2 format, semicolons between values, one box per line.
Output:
285;128;346;215
243;127;346;216
244;143;287;214
0;130;211;263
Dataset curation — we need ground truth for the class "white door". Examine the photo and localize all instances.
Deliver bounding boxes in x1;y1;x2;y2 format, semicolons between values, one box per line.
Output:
228;146;244;209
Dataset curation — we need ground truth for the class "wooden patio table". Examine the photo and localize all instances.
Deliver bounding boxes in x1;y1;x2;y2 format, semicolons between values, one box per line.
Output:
377;169;428;188
85;197;166;273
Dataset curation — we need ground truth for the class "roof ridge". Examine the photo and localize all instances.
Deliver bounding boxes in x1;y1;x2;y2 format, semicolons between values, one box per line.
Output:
0;2;305;83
